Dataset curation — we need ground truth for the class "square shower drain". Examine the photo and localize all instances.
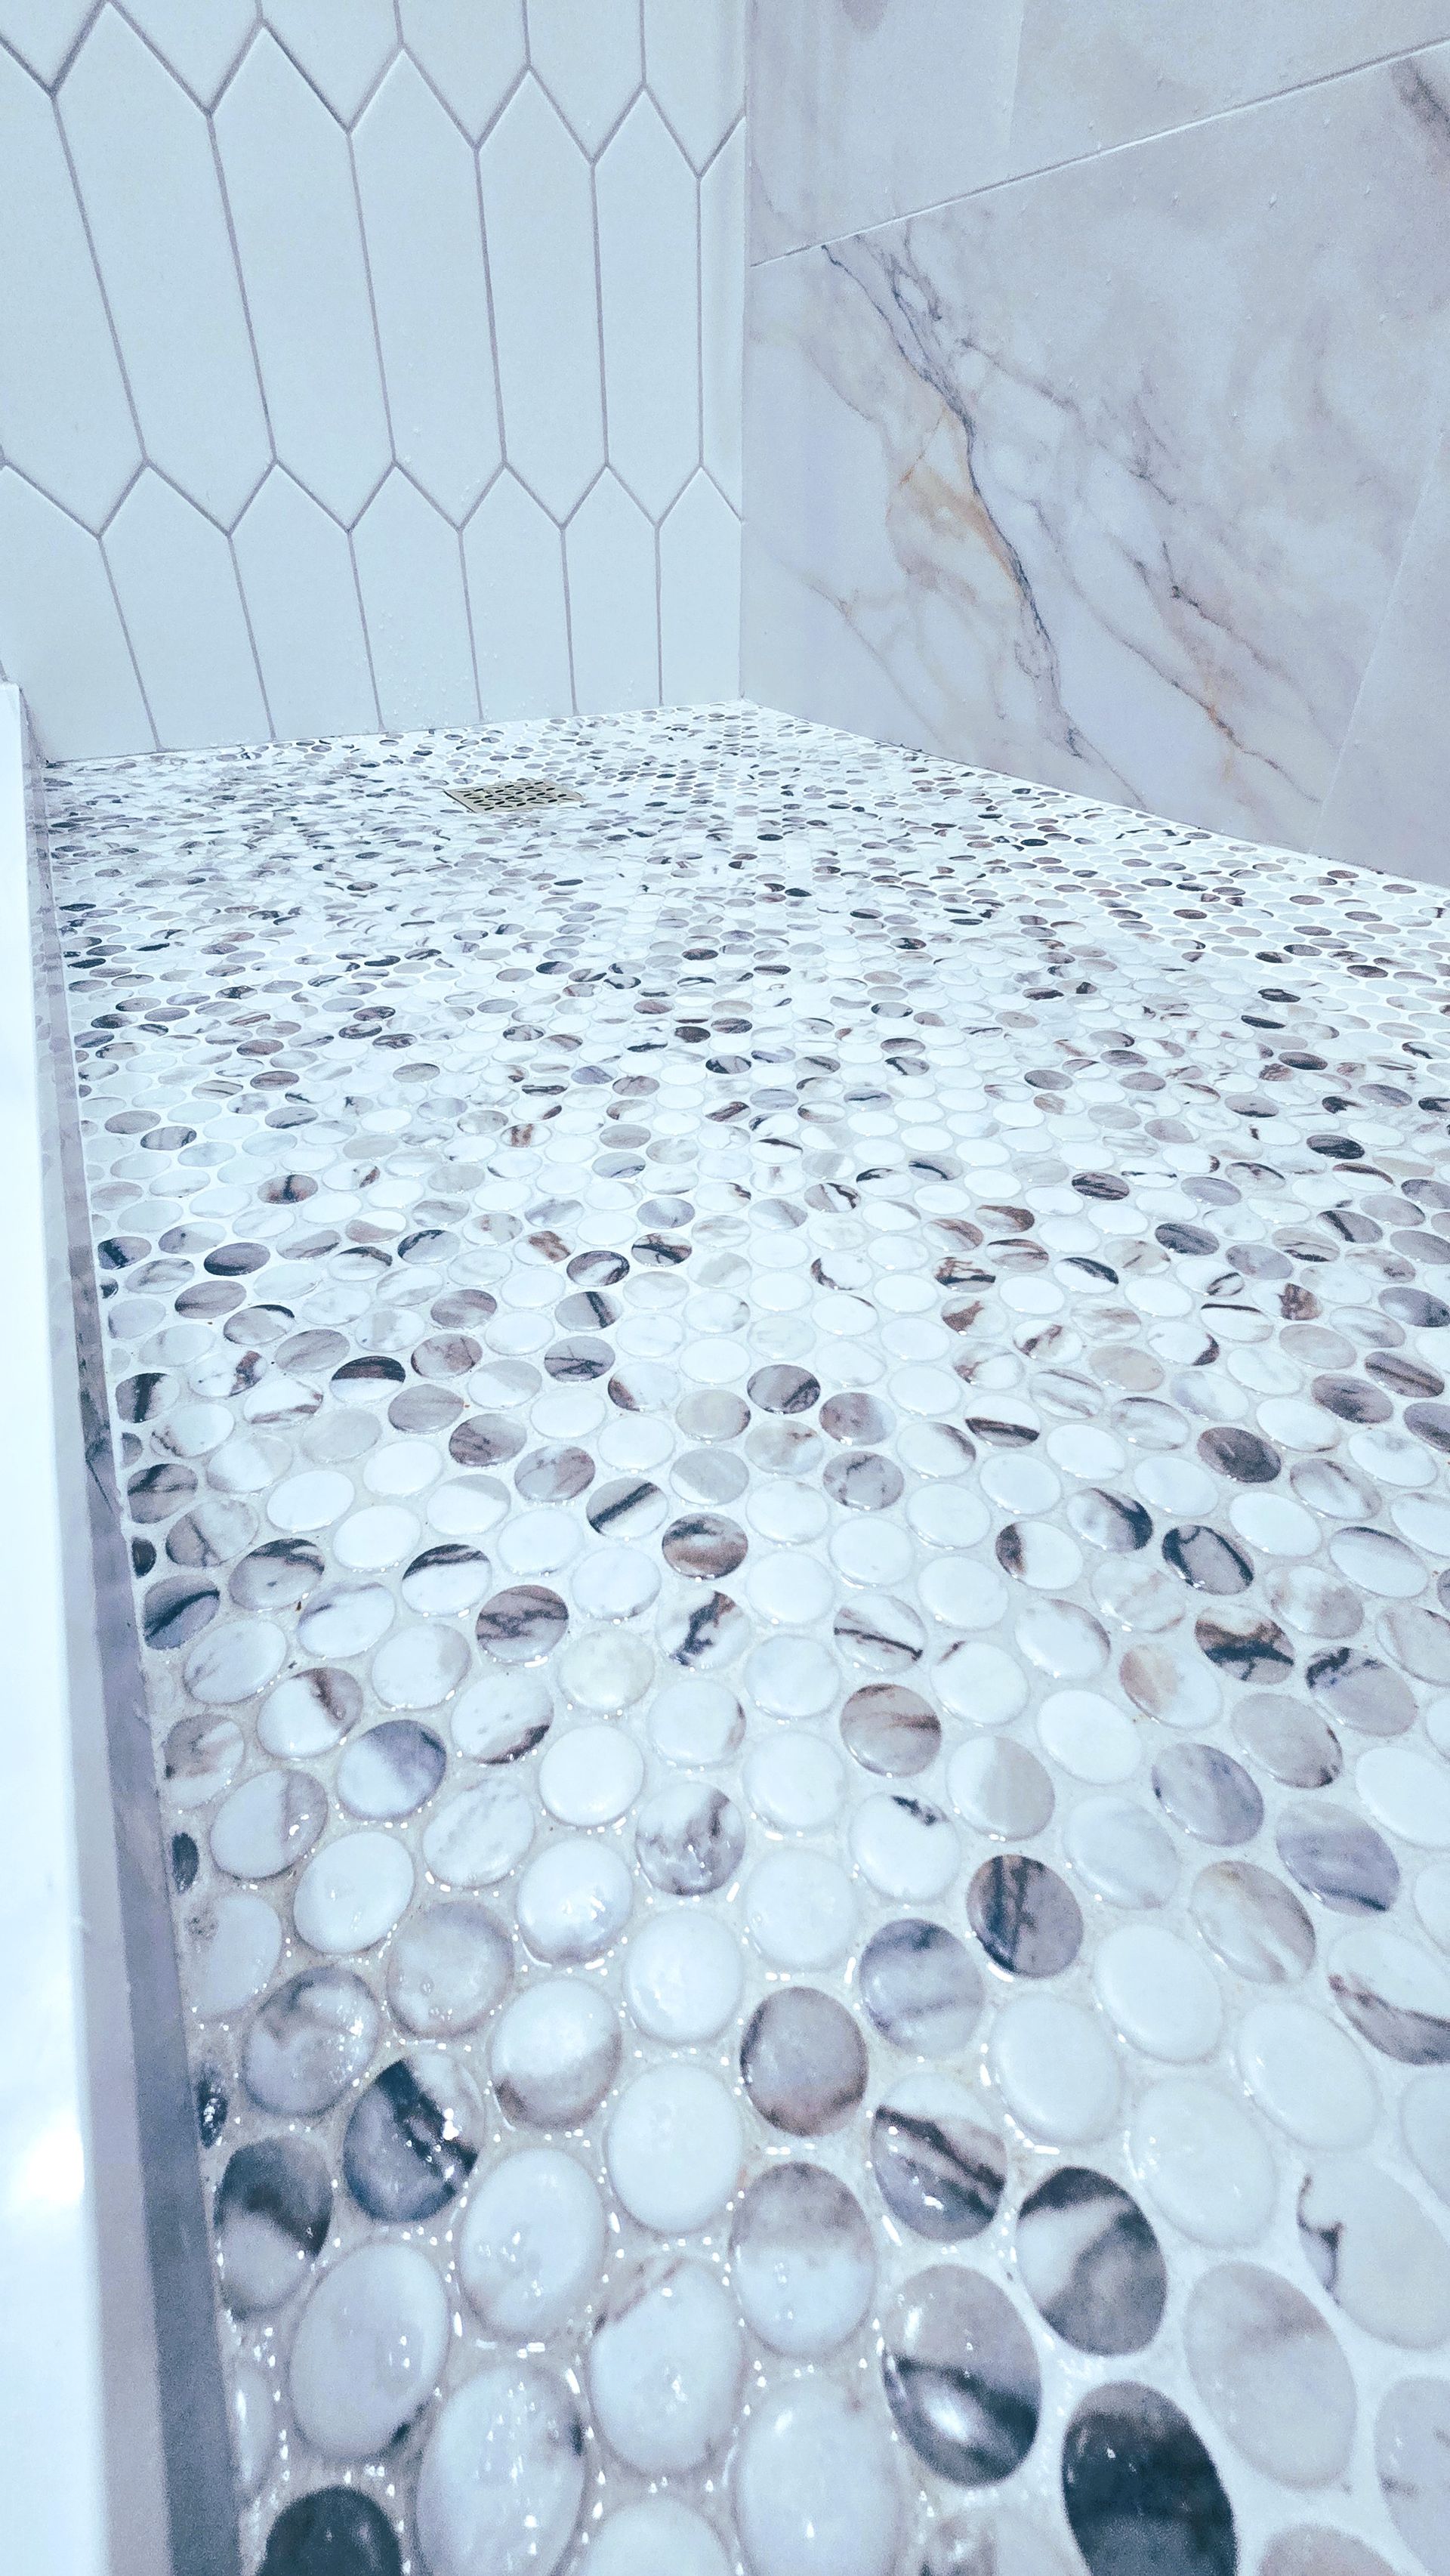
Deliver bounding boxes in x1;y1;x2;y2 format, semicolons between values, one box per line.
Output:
443;777;582;813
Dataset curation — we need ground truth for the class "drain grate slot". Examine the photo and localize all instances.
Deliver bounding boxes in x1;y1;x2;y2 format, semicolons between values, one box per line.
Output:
443;777;581;814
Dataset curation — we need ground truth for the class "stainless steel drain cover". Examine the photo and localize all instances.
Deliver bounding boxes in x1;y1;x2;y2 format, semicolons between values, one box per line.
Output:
443;778;581;813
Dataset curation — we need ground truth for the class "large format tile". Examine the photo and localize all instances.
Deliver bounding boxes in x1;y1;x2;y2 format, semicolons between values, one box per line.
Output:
355;58;501;525
0;471;151;755
0;50;139;533
233;468;378;742
42;699;1450;2576
216;34;391;526
463;471;573;720
565;470;658;710
61;10;270;527
480;77;606;521
748;0;1026;260
745;48;1450;854
597;97;699;519
352;472;479;734
397;0;525;141
102;471;268;749
1320;432;1450;888
1010;0;1450;169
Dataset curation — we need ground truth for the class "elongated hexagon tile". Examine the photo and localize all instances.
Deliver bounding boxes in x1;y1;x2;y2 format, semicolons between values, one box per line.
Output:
260;0;395;124
397;0;525;141
597;96;699;521
660;469;739;703
0;49;138;530
352;471;480;733
0;0;94;85
643;0;744;171
354;57;501;526
0;469;150;755
215;33;390;525
480;76;604;521
566;468;658;712
525;0;640;153
60;10;269;526
463;469;572;718
122;0;257;107
233;468;377;742
103;470;268;749
701;115;744;512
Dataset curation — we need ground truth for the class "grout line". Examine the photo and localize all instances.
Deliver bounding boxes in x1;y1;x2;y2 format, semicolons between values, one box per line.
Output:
347;118;402;488
49;83;150;483
455;522;484;724
559;512;581;719
344;24;403;133
42;0;106;94
750;30;1450;267
224;522;277;737
96;519;162;752
207;66;282;492
474;130;511;490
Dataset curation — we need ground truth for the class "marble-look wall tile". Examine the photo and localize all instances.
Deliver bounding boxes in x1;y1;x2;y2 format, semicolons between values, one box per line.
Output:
1010;0;1450;169
745;48;1450;853
748;0;1026;261
1319;431;1450;885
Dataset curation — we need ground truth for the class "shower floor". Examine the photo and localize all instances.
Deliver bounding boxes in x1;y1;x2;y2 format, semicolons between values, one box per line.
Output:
45;702;1450;2576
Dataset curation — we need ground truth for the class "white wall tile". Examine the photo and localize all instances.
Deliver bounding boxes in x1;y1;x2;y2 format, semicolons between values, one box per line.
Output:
597;98;699;521
525;0;640;153
352;471;480;732
644;0;743;169
122;0;257;107
61;10;269;524
216;34;390;524
0;470;151;755
480;76;605;520
464;471;572;720
261;0;395;123
660;470;739;703
398;0;526;141
0;0;94;84
0;51;139;531
355;58;501;524
103;470;269;748
702;116;745;511
233;467;377;740
566;470;658;713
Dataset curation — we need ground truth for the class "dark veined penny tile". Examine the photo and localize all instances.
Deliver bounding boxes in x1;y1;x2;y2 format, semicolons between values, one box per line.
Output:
747;1362;821;1414
475;1583;568;1665
259;2489;403;2576
1152;1744;1263;1847
1061;2383;1236;2576
229;1537;323;1611
820;1389;892;1445
841;1683;941;1778
1304;1648;1415;1738
1066;1487;1152;1552
1194;1607;1294;1682
882;2265;1040;2488
1162;1524;1253;1594
858;1919;982;2055
1197;1424;1282;1483
143;1571;219;1649
1276;1802;1400;1915
243;1965;382;2116
215;2136;332;2314
1016;2167;1167;2355
1191;1861;1315;1984
343;2051;487;2223
449;1412;526;1468
662;1512;748;1580
740;1986;868;2136
967;1855;1082;1978
871;2079;1007;2242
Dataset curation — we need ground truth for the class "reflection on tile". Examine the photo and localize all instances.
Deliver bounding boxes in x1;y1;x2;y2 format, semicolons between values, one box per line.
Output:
748;0;1025;260
48;701;1450;2575
745;47;1450;854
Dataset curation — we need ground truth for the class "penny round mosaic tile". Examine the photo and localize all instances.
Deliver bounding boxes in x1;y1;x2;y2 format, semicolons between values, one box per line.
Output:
48;703;1450;2571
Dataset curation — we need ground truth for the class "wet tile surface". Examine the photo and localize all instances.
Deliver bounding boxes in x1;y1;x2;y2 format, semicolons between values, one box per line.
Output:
46;703;1450;2574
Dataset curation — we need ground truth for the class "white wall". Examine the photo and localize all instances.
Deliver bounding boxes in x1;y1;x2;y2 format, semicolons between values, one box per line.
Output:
0;0;744;756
